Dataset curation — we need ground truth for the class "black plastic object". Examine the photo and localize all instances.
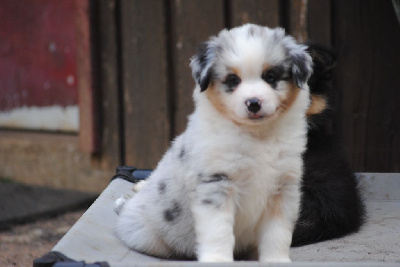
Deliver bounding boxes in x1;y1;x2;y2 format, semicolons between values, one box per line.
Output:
111;166;152;183
33;251;109;267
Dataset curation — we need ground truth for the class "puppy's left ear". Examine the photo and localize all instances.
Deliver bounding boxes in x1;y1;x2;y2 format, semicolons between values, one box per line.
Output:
190;41;217;92
290;46;313;89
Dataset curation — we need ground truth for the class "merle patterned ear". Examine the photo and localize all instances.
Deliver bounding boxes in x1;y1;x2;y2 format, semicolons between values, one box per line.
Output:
291;49;313;89
272;28;313;89
190;42;216;92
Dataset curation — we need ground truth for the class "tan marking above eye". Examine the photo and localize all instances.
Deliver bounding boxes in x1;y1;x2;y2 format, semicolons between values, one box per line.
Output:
230;67;241;76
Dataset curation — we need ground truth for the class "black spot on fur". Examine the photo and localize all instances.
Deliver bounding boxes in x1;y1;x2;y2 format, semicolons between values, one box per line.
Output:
247;25;256;38
205;173;228;183
164;201;182;223
202;199;215;205
158;181;167;194
179;146;186;160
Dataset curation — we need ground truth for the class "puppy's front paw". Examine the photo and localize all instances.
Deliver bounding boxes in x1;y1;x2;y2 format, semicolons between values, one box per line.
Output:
198;254;233;262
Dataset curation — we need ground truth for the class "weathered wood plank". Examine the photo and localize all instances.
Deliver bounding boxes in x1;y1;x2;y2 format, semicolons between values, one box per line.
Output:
228;0;280;28
332;0;400;172
76;0;98;153
169;0;225;136
287;0;308;42
307;0;331;46
120;0;170;168
96;0;121;167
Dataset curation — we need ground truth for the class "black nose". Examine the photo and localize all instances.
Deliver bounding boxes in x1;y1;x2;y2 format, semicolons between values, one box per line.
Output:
246;98;261;113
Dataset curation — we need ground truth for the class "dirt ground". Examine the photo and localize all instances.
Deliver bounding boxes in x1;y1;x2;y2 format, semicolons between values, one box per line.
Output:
0;209;85;267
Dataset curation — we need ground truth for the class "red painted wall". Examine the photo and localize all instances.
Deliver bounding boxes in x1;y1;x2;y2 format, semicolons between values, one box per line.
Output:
0;0;78;111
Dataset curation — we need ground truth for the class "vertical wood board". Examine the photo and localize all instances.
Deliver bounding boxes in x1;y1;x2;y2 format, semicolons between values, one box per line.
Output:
76;0;98;153
287;0;308;42
120;0;170;168
169;0;225;136
332;0;400;172
228;0;280;28
96;0;121;167
307;0;331;46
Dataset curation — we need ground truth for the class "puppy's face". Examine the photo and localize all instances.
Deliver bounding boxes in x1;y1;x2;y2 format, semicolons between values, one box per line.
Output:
191;24;313;126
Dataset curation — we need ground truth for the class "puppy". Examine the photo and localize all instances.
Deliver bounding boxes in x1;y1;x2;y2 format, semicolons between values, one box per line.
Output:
291;44;366;246
115;24;312;262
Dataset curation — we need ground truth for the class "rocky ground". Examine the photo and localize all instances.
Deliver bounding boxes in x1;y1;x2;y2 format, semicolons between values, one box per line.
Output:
0;209;85;267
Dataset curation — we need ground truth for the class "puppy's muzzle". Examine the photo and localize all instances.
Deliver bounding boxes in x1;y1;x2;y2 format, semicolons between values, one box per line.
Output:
246;98;262;114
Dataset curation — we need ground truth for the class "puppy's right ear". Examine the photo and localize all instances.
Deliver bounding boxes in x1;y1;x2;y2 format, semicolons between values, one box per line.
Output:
190;42;217;92
306;44;337;78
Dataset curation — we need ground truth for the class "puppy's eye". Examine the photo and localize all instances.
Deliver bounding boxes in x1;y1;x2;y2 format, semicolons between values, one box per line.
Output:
223;74;241;89
262;71;278;85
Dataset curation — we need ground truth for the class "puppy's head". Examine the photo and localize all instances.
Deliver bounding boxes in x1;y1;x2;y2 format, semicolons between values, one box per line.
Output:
305;44;337;131
190;24;313;126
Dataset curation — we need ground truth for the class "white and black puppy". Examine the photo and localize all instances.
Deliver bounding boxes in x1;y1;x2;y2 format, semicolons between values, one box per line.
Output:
115;24;312;262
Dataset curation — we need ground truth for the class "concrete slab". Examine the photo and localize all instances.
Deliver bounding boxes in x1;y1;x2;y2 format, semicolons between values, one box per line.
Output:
291;201;400;263
50;173;400;266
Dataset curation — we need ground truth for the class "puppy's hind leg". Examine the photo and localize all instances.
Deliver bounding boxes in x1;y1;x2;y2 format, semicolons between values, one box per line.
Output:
116;200;172;258
192;174;236;262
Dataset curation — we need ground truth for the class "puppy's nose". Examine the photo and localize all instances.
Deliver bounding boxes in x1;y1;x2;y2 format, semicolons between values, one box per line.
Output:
245;98;261;113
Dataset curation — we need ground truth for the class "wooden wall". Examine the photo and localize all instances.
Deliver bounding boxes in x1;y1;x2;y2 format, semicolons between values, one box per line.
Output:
332;0;400;172
93;0;400;172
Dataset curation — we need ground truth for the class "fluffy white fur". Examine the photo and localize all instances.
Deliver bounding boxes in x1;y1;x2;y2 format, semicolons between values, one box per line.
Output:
115;24;312;262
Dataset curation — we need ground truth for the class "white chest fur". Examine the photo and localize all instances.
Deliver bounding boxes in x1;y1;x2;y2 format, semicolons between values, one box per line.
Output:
184;99;307;255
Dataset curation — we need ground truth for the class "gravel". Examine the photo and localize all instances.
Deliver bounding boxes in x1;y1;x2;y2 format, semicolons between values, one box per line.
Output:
0;209;84;267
